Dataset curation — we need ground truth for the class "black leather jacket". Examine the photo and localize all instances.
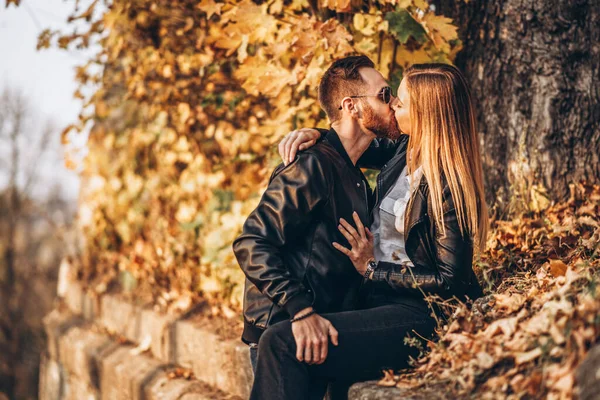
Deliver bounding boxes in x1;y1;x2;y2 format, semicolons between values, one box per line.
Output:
355;134;484;305
233;129;373;344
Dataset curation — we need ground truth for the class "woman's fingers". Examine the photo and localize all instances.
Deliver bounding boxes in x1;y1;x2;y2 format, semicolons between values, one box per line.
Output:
284;131;299;164
278;135;291;164
365;226;374;241
339;218;361;245
352;211;366;240
279;129;320;164
298;140;315;151
332;242;352;257
338;223;358;248
288;135;305;164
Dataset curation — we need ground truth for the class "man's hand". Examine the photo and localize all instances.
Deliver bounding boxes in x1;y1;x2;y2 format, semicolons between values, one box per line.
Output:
291;307;339;365
278;128;321;166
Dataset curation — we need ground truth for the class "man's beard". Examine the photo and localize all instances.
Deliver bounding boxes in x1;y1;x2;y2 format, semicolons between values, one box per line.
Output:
362;103;402;140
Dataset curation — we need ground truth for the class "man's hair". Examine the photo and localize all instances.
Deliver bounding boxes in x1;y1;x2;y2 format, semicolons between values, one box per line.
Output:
318;55;375;122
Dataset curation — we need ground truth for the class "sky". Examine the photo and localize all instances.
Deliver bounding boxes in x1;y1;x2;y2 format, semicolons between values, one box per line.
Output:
0;0;95;202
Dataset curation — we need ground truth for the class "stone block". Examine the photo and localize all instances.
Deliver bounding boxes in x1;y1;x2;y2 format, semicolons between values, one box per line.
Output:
58;325;119;389
576;343;600;400
99;295;140;339
43;309;84;361
173;320;253;399
98;294;179;362
62;275;99;320
100;346;164;400
348;381;445;400
63;376;98;400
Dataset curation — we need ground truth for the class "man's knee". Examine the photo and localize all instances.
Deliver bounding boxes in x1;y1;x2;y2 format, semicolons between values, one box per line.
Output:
258;321;293;356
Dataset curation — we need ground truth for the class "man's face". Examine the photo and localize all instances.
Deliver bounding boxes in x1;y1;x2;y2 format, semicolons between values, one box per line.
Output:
356;68;401;140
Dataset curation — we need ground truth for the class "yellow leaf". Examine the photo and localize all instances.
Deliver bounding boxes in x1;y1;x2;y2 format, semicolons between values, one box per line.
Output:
377;38;396;78
353;14;380;36
413;0;429;10
214;33;243;55
395;46;432;69
178;102;191;126
197;0;224;19
233;1;278;43
320;0;352;13
423;13;458;52
355;37;378;55
235;57;297;98
320;19;353;54
269;0;284;14
423;13;458;41
237;34;249;63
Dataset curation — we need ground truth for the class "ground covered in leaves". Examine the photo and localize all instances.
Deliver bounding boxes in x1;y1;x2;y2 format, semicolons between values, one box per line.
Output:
376;182;600;399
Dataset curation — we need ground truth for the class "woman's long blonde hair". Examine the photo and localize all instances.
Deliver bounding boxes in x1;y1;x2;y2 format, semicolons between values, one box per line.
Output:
404;63;488;252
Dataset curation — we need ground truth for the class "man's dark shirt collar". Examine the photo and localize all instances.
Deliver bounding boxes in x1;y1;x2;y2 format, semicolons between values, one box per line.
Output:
324;128;362;175
323;128;373;201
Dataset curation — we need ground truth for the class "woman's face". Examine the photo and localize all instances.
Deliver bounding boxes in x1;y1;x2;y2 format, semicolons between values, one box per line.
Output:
393;77;411;135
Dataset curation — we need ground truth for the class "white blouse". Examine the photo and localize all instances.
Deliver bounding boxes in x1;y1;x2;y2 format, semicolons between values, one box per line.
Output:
371;165;423;265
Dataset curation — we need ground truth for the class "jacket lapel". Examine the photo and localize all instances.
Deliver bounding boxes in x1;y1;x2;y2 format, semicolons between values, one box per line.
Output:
403;175;429;245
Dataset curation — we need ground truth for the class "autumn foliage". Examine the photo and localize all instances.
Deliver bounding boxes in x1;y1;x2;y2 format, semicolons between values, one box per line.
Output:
34;0;462;310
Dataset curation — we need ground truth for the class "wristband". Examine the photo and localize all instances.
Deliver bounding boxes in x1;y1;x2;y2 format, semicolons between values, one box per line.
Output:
290;309;316;323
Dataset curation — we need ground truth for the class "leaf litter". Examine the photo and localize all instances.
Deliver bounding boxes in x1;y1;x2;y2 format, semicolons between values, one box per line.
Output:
378;183;600;400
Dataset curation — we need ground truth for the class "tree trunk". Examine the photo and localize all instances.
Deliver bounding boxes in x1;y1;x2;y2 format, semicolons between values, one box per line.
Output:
435;0;600;213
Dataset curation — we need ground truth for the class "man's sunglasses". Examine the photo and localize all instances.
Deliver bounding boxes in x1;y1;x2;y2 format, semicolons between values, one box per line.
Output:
338;86;392;110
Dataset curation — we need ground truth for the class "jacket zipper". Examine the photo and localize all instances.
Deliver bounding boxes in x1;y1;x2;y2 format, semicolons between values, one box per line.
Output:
362;181;369;218
404;180;428;246
358;179;371;292
372;164;385;216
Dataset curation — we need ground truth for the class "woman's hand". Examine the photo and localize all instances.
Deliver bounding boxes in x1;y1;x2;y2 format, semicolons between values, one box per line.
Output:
332;212;374;275
278;128;321;166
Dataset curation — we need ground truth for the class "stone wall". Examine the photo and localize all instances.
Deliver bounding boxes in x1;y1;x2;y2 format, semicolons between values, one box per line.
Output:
39;261;252;400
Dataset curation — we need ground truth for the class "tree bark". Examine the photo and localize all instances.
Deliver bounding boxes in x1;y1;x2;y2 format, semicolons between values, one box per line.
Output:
435;0;600;212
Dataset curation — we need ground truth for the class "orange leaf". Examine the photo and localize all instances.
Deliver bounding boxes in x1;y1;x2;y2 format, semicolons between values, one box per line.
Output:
548;259;568;277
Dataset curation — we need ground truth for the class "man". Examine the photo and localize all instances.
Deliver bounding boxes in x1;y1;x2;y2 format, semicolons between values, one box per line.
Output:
232;55;400;392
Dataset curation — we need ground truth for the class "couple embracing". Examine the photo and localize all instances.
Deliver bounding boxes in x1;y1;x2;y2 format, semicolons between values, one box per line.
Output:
233;55;488;400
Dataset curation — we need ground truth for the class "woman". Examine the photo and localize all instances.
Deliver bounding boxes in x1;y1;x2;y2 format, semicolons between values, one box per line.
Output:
254;63;488;400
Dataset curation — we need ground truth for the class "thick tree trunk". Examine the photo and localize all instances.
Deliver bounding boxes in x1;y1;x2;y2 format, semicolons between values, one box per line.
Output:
435;0;600;212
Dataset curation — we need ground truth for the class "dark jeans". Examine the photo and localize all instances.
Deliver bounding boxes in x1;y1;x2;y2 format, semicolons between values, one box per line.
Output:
250;301;438;400
250;344;333;400
249;344;258;372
